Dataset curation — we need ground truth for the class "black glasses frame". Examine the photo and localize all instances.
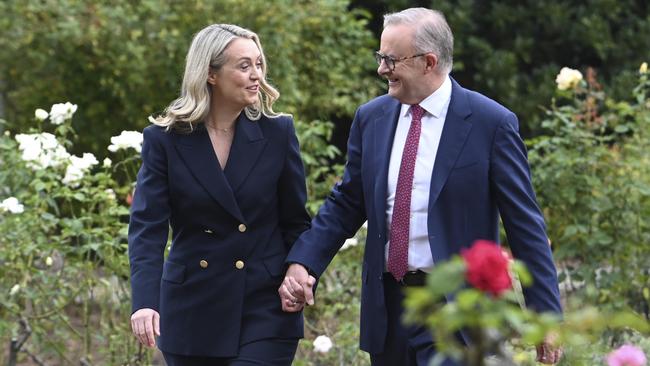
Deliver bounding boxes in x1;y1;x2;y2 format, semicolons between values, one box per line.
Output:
374;51;428;71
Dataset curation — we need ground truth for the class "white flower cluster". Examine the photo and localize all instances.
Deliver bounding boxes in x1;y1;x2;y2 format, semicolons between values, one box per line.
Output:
555;67;583;91
15;132;70;170
1;197;24;214
108;131;143;153
49;102;78;125
313;335;333;353
62;153;99;186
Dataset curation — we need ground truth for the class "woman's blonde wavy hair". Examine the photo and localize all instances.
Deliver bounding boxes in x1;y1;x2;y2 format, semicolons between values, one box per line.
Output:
152;24;280;132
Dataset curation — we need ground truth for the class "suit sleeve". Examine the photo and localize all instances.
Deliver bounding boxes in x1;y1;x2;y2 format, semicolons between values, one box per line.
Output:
286;109;367;277
490;113;562;314
277;117;311;249
128;127;170;313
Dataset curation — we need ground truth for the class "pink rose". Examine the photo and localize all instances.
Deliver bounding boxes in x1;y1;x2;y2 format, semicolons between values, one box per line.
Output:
607;345;647;366
461;240;512;297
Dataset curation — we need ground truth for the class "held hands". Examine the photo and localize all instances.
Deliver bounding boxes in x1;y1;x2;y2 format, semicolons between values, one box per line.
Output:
278;263;316;312
130;308;160;348
536;333;563;364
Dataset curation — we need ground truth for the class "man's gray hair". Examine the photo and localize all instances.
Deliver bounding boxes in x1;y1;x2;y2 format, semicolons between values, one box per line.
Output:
384;8;454;74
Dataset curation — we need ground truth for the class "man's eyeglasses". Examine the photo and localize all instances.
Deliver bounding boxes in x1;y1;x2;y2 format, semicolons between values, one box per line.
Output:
374;51;428;71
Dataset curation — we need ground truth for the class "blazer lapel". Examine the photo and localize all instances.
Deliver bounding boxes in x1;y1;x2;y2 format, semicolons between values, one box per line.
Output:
428;79;473;209
223;113;268;193
373;98;401;239
174;127;245;223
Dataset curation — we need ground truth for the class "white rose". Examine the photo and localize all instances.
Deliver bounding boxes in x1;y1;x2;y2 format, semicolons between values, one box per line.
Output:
9;284;20;296
555;67;583;91
49;102;78;125
35;108;49;121
313;335;333;353
62;153;98;186
105;188;116;200
340;237;358;251
103;158;112;168
0;197;24;214
108;131;143;153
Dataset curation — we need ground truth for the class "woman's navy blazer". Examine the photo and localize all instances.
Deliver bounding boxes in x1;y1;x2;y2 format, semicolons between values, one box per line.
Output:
128;113;311;357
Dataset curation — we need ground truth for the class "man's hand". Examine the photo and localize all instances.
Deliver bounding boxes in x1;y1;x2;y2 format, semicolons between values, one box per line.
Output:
536;333;562;364
130;308;160;348
278;263;316;312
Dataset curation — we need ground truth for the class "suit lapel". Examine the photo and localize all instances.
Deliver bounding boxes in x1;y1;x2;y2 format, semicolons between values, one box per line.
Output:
428;79;473;209
223;113;268;193
373;98;401;238
174;126;245;223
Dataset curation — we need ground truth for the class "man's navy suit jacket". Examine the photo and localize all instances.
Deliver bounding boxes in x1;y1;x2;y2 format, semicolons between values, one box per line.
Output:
287;79;562;354
129;113;310;357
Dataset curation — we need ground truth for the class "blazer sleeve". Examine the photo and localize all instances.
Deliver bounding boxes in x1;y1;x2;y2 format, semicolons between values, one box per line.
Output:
490;113;562;314
128;126;171;313
286;108;367;277
277;117;311;249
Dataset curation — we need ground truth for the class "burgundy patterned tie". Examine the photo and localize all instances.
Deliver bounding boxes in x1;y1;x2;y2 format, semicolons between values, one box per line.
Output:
388;104;424;282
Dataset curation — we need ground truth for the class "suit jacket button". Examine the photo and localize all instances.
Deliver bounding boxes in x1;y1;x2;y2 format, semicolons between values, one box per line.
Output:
199;260;208;268
235;260;245;270
238;224;247;232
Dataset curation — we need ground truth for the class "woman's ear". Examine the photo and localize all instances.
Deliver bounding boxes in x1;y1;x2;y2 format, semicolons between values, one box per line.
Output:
207;68;218;85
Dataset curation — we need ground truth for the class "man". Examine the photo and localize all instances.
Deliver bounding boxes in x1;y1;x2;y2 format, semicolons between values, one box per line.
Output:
279;7;562;366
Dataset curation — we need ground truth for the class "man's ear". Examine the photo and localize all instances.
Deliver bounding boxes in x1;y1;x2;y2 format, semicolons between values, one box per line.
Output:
423;53;438;74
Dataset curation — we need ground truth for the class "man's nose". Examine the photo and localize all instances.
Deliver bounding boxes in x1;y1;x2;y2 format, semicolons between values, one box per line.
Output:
377;60;390;76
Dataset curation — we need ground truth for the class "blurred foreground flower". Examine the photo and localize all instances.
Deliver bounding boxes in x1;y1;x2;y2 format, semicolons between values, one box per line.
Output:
556;67;583;90
108;131;143;153
640;62;648;74
607;345;647;366
461;240;512;297
49;102;78;125
313;335;333;353
1;197;24;214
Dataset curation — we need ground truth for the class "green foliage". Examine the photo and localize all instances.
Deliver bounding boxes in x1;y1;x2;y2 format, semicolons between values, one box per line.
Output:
0;0;380;212
0;111;143;364
428;0;650;137
528;67;650;317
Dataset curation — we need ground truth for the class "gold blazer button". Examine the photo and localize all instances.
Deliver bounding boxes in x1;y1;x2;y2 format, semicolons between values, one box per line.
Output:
199;260;208;268
238;224;247;233
235;260;245;270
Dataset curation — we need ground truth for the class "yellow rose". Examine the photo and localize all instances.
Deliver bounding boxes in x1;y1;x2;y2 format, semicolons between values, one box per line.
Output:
555;67;583;90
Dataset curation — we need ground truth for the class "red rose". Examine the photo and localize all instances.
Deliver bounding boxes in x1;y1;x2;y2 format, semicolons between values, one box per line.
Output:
461;240;512;297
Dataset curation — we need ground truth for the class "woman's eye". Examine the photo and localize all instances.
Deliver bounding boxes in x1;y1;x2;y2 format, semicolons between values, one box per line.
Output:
255;62;263;69
240;63;250;70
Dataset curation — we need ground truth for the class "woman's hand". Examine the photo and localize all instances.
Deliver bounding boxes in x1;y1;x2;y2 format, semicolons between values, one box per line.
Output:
130;308;160;347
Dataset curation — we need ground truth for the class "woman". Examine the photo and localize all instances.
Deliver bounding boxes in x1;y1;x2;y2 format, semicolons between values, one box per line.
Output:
128;24;310;365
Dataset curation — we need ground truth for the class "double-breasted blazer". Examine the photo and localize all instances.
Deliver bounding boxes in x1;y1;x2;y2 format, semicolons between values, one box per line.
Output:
287;78;562;354
128;113;310;357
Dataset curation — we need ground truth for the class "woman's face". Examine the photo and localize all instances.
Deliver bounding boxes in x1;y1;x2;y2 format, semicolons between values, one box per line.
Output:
209;38;262;110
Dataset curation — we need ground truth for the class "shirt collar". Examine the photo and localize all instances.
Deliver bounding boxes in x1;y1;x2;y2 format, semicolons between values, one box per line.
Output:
401;75;452;119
